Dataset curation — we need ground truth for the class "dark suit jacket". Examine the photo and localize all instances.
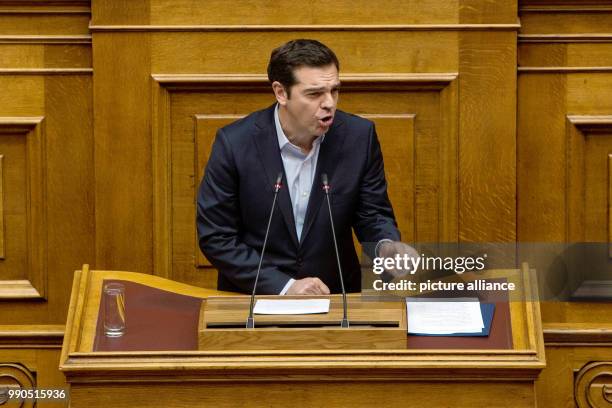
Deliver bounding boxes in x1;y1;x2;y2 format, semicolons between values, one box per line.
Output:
197;104;400;294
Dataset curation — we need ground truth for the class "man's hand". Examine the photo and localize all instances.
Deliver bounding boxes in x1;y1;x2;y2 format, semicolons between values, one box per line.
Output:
286;277;331;295
378;241;420;278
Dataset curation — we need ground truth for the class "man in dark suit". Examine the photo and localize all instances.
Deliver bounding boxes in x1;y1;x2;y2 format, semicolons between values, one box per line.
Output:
197;39;411;295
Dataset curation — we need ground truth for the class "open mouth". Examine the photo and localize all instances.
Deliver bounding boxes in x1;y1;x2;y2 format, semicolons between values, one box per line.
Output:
318;115;334;127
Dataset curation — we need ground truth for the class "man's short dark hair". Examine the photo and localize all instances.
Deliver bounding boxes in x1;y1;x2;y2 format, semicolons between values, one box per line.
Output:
267;39;339;97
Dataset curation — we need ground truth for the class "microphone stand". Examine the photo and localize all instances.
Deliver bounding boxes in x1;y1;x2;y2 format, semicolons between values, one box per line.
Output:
246;172;283;329
321;173;349;328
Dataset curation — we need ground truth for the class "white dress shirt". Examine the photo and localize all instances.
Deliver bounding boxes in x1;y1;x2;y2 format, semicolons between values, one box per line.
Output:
274;104;325;294
273;105;391;294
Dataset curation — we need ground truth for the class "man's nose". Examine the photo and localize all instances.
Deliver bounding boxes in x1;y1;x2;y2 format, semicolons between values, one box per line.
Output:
321;92;335;109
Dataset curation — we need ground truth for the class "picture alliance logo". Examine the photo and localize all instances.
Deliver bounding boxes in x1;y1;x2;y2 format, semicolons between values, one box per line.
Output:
372;254;488;275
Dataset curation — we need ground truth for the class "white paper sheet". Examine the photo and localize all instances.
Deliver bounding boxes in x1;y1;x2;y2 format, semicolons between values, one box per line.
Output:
406;297;484;334
253;299;330;315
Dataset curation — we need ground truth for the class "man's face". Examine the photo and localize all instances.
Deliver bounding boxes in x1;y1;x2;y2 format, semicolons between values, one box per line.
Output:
274;64;340;138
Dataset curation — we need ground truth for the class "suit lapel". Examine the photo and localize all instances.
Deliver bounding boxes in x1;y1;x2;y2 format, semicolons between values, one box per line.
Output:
299;116;346;244
253;106;299;248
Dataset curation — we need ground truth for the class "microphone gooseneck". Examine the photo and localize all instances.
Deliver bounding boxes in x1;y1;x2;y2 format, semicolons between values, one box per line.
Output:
321;173;349;328
246;172;283;329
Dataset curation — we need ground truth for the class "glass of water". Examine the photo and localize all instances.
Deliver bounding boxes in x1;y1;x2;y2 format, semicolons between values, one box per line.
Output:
104;282;126;337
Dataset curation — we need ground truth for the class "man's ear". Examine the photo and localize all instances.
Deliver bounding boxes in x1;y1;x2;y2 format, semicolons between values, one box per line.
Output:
272;81;289;105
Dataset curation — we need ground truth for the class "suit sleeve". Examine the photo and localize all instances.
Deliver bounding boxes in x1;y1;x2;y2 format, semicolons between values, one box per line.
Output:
196;129;293;294
353;123;401;248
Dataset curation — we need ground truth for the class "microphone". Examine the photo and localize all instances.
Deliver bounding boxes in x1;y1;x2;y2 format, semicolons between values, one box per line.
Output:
321;173;349;328
246;172;283;329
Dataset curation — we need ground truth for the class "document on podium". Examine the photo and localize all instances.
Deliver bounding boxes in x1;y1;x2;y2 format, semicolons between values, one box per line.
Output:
405;297;484;335
254;299;330;315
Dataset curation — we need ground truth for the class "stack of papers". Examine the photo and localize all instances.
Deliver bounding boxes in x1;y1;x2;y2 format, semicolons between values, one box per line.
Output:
253;299;330;315
406;297;484;335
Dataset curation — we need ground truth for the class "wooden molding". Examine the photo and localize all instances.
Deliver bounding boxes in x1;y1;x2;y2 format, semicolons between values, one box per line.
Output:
0;117;47;300
151;73;458;279
0;325;64;348
519;67;612;72
521;4;612;12
152;73;458;91
544;323;612;344
567;115;612;133
0;280;40;299
0;68;92;75
565;115;612;244
571;280;612;299
0;35;91;44
519;34;612;43
90;24;521;33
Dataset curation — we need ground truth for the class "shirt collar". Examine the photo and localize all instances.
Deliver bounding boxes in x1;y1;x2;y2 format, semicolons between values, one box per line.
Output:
274;104;325;152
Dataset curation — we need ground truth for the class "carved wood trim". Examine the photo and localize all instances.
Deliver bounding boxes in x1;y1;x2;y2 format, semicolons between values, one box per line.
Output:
0;363;35;407
0;117;47;299
575;361;612;407
90;24;520;33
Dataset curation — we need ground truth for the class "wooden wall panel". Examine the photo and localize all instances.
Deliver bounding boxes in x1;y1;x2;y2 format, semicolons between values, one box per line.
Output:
101;0;517;283
459;31;517;242
152;75;457;287
0;75;93;323
0;118;45;299
0;326;66;408
518;1;612;310
519;1;612;406
93;33;152;273
149;31;459;75
0;0;93;397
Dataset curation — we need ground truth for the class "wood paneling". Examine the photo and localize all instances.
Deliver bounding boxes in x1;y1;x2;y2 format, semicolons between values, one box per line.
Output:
92;0;520;26
4;0;612;406
519;1;612;406
459;31;517;242
0;117;45;299
93;33;152;273
152;74;458;287
0;0;93;400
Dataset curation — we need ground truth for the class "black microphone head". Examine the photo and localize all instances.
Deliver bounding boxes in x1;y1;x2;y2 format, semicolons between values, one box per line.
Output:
321;173;329;186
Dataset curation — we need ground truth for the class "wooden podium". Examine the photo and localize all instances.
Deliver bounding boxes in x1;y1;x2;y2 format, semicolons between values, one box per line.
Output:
60;264;545;408
199;295;406;350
